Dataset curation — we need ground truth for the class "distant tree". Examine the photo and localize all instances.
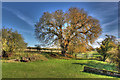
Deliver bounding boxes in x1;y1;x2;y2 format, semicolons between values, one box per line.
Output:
35;44;41;51
106;41;120;72
0;29;2;57
117;43;120;72
96;35;117;62
35;7;102;56
97;35;120;72
2;27;27;57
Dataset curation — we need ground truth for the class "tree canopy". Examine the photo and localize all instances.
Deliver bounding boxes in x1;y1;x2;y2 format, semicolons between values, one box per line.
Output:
2;27;27;54
35;7;102;55
96;35;117;61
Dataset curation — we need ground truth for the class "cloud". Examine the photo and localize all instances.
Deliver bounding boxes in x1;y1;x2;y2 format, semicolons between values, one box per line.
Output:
102;19;118;28
90;3;117;17
91;28;118;48
89;3;118;36
96;38;104;42
102;29;118;37
117;38;120;42
3;7;34;27
19;29;33;34
91;38;104;48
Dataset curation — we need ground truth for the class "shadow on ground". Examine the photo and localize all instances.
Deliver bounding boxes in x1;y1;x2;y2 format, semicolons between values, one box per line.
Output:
72;61;117;71
72;61;119;78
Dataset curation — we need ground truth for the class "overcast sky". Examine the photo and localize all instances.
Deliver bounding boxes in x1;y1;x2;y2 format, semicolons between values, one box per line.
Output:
2;2;118;48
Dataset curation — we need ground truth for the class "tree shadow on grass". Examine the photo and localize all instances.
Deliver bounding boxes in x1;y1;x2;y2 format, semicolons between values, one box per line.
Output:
72;61;119;78
72;61;117;71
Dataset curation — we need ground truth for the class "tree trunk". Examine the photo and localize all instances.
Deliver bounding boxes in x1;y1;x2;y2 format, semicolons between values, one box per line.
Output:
61;48;66;56
118;62;120;73
103;54;106;62
60;39;70;57
75;54;77;59
118;45;120;73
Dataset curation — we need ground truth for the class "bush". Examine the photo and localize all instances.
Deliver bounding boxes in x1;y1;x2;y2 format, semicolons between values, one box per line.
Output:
3;52;48;62
2;27;27;58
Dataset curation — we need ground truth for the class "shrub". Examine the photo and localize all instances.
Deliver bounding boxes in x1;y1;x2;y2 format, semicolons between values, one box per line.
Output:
2;27;27;58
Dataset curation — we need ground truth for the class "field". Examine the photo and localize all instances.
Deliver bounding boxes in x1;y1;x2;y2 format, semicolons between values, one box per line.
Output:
2;58;120;79
2;51;120;79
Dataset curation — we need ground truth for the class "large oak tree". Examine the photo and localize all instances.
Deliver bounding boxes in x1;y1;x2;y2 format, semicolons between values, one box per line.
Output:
35;7;102;55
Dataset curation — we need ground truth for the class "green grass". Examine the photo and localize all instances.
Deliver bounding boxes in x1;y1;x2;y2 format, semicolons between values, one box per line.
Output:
2;59;120;78
75;51;103;61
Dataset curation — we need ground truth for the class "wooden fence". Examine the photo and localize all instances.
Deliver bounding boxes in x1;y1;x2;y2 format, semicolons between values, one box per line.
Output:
25;47;61;53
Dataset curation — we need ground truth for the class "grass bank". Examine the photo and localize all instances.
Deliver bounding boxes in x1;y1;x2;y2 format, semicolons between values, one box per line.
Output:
2;59;119;78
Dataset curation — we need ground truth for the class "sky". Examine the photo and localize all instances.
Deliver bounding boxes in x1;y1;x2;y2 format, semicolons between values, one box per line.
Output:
2;2;118;48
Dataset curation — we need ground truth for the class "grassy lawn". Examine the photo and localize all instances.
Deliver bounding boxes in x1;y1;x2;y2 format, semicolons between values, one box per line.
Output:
2;59;120;79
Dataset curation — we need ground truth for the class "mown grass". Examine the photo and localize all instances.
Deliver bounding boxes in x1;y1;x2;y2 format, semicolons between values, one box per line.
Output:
2;59;120;79
75;51;103;60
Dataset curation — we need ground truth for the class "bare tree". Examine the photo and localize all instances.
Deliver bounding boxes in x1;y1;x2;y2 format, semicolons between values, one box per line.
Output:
35;7;102;56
